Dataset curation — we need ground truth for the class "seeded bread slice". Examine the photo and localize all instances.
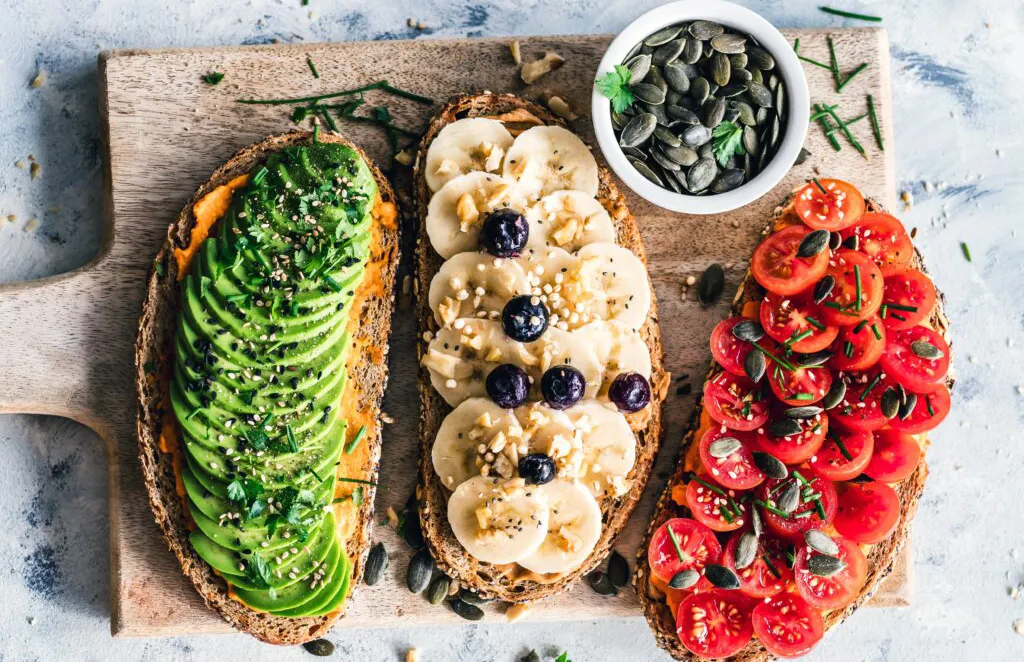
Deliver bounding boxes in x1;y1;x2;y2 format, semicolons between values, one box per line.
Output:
413;93;669;602
134;131;399;645
636;195;954;661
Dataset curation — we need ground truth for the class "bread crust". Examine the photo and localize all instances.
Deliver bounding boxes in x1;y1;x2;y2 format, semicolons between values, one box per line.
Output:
412;94;669;602
635;195;954;661
134;131;399;645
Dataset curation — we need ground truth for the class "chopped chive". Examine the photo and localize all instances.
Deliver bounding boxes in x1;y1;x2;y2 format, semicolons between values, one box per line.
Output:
806;316;826;331
728;497;743;518
879;304;888;319
791;393;815;401
830;430;853;460
871;323;882;340
286;425;298;453
317;104;339;132
891;312;907;322
753;343;797;371
837;62;869;92
186;408;203;421
822;104;867;157
311;121;320;144
309;467;325;482
926;396;936;416
792;470;810;485
960;242;972;262
867;94;884;150
854;264;863;311
809;103;839;121
814;500;828;519
259;412;274;429
844;340;855;358
336;476;378;486
690;474;727;496
306;56;320;79
819;6;883;22
742;402;752;418
345;425;368;455
799;55;835;71
793;510;813;519
238;80;433;106
666;523;687;562
763;555;782;578
860;373;883;400
812;177;829;195
789;329;814;344
826;36;842;91
756;500;791;518
324;275;343;291
814;105;843;151
720;506;734;524
854;319;869;334
887;303;919;312
793;38;800;54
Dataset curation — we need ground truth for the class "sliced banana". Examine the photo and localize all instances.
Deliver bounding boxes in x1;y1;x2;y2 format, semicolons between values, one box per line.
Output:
575;321;653;395
526;191;615;252
447;476;550;565
428;252;531;328
433;398;525;490
422;321;514;406
517;326;606;398
565;402;636;499
425;118;514;192
572;243;652;331
517;479;602;574
426;172;526;259
502;126;599;200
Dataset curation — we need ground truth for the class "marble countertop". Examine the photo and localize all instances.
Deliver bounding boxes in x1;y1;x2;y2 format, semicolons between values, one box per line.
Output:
1;0;1022;660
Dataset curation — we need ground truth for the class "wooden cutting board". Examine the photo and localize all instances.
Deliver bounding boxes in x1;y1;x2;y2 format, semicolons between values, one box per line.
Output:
0;29;907;637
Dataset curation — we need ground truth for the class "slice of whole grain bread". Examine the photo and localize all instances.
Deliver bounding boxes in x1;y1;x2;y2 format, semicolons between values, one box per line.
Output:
636;195;954;661
412;93;669;602
134;130;399;645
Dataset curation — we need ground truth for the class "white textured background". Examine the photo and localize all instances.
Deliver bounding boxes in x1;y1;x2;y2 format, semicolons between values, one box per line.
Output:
1;1;1023;661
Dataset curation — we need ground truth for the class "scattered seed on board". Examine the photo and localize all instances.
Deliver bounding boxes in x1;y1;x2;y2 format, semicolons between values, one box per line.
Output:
407;549;434;594
586;570;618;596
363;542;388;586
608;551;631;588
448;597;485;621
697;263;725;304
303;639;335;657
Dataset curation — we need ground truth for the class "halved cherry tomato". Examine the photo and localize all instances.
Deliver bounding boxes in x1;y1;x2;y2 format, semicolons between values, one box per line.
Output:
888;382;950;434
838;212;913;267
751;225;830;296
648;517;723;584
703;371;770;432
879;266;936;331
794;535;867;610
711;317;760;377
751;592;824;659
760;291;839;353
698;427;765;490
880;325;950;392
820;250;884;326
828;368;893;432
676;589;755;659
685;475;747;533
831;315;886;371
722;530;793;598
768;363;832;406
834;481;901;544
793;178;865;231
808;428;874;481
757;473;837;541
754;410;828;465
865;430;922;482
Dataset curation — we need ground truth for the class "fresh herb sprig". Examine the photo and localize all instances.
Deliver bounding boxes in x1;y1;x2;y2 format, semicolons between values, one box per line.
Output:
201;71;225;85
711;121;745;168
595;64;635;114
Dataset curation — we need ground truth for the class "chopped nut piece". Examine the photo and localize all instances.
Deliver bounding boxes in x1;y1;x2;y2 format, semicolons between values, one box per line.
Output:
509;40;522;66
520;51;565;85
15;160;26;170
394;148;415;166
406;649;420;662
546;95;577;121
30;71;46;88
30;162;41;180
24;218;40;233
506;603;530;623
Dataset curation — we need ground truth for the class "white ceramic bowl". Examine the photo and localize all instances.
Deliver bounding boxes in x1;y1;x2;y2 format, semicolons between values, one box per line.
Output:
592;0;809;215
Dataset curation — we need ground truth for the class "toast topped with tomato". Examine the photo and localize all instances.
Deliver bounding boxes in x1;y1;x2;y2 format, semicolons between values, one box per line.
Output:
637;179;952;660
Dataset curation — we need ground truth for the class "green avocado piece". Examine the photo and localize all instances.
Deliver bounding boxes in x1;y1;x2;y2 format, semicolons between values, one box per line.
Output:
275;544;350;617
232;537;342;613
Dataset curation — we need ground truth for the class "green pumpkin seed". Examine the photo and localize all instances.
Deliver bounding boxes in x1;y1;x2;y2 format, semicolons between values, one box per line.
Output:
682;37;704;64
709;436;743;458
911;340;944;360
682;124;712;147
654;125;682;147
586;570;618;596
804;529;840;556
458;588;493;605
644;25;683;47
880;386;900;419
407;549;434;594
808;554;847;577
756;105;769;126
822;379;847;410
732;319;765;341
629;157;663;185
730;53;749;69
363;542;388;586
751;505;764;537
661;165;685;193
769;115;781;148
711;52;731;86
813;275;836;303
427;574;451;605
688;158;718;193
662;143;699;166
795;147;811;165
742;125;759;155
711;168;744;193
776;482;800;514
704;97;727;128
747;81;772;107
652;38;686;66
753;451;788;480
689;20;725;40
622;145;646;160
303;639;335;656
669;568;700;589
899;393;919;420
449;597;485;620
796;350;833;368
797;229;830;257
750;66;763;85
611;111;629;128
775;83;786;116
664;62;691;93
711;33;747;54
697;262;724;304
666;104;700;124
620;113;657;148
734;532;758;569
608;551;630;588
748;45;776;70
651;148;682;171
643;101;670;125
631;83;666;105
625;53;653;83
690;76;710;105
734;100;756;126
785;405;824;419
768;418;803;438
704;564;741;589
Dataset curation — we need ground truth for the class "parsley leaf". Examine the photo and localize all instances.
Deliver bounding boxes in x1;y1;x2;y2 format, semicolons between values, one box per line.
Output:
201;71;225;86
243;427;269;451
555;654;572;662
595;65;635;114
245;553;273;588
711;121;746;168
247;497;266;521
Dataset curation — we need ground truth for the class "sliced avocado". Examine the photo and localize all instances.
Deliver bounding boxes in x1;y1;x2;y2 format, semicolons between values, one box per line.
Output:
275;546;350;617
233;538;342;613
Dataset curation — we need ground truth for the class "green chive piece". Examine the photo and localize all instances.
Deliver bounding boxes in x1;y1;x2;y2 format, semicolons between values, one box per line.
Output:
826;36;842;91
690;474;727;496
812;177;828;195
867;94;884;150
830;431;853;460
324;274;343;291
837;62;869;92
306;56;320;79
871;323;882;340
806;316;826;331
666;523;687;562
799;55;835;71
819;6;883;22
860;373;883;401
793;38;800;54
286;425;298;453
238;80;433;106
844;340;855;358
345;425;368;455
854;264;863;311
960;242;972;262
336;476;378;486
763;555;782;578
792;393;815;401
822;104;867;157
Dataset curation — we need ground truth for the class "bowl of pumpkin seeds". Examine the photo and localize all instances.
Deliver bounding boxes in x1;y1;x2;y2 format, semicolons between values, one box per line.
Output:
592;0;809;214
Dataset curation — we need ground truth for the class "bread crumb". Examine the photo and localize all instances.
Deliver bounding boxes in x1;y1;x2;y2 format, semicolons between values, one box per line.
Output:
30;162;42;180
30;70;46;88
24;218;40;233
509;40;522;66
506;603;530;623
406;649;420;662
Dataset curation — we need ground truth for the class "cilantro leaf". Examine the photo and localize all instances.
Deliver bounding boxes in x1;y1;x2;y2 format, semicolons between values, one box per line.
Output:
244;553;273;587
243;427;269;451
555;654;572;662
595;65;635;114
201;71;225;86
226;480;246;502
711;121;746;168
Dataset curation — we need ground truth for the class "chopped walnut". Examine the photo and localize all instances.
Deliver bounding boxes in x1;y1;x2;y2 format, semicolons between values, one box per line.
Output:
521;51;565;85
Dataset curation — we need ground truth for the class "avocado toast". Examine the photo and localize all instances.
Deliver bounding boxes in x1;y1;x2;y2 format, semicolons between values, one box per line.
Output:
135;130;398;644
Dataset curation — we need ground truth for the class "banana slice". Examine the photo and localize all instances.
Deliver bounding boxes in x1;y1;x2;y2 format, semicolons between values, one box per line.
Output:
502;126;599;200
520;326;606;398
428;252;531;328
573;243;652;331
565;402;637;499
447;476;550;565
422;321;514;405
575;321;653;395
517;479;602;574
426;172;526;259
526;191;615;252
425;118;515;192
432;398;525;490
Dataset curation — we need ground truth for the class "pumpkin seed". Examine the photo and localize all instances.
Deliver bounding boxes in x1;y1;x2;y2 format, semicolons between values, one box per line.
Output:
625;54;653;83
646;65;669;93
775;83;786;116
734;101;756;126
747;81;772;107
797;229;830;257
776;482;800;514
608;551;630;588
662;143;699;166
733;319;765;342
748;45;776;70
730;68;753;84
899;393;919;420
586;570;618;596
711;33;747;54
651;148;682;171
911;340;944;359
704;564;741;589
689;20;725;40
622;145;646;160
404;513;425;549
654;125;682;147
682;37;704;64
768;418;803;437
689;158;718;193
611;111;629;128
667;104;700;124
629;157;663;185
795;147;811;165
697;262;725;304
669;568;700;589
689;76;710;105
427;574;451;605
625;41;643;60
303;639;335;657
710;53;731;86
843;233;860;250
753;451;788;479
521;651;542;662
730;53;749;69
785;405;823;419
756;105;769;126
643;101;670;125
652;38;686;66
704;97;727;128
364;542;388;586
796;350;832;368
620;113;657;147
769;115;781;147
661;165;685;193
880;386;900;419
682;124;712;147
644;25;683;47
710;436;743;458
632;82;666;105
407;549;434;594
449;598;485;621
734;532;758;569
808;554;847;577
742;125;759;155
458;588;493;605
663;62;691;93
750;66;763;85
804;530;840;556
813;275;836;303
698;141;715;159
822;379;847;410
711;168;744;193
751;505;764;537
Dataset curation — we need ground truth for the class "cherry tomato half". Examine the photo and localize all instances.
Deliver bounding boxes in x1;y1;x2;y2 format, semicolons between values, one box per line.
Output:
768;363;833;406
711;316;760;377
752;592;824;659
808;428;874;482
752;225;830;296
757;473;837;541
880;325;950;392
685;475;748;533
831;315;886;372
698;427;765;490
820;250;884;326
888;382;950;434
794;535;867;610
834;481;901;544
879;266;936;331
704;371;770;432
793;178;865;231
648;517;723;584
760;290;839;354
828;368;894;432
676;589;755;659
754;410;828;465
839;212;913;267
864;430;922;483
722;530;793;598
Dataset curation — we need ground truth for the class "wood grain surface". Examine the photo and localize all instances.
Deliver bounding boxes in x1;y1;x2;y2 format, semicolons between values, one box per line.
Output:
0;29;907;638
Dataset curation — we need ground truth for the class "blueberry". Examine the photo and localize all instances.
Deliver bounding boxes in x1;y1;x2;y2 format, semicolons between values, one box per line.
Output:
485;364;530;409
480;209;529;258
518;453;556;485
608;372;652;412
501;295;549;342
540;365;586;410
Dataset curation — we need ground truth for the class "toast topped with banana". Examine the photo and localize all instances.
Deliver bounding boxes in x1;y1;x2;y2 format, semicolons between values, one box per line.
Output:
413;93;669;601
